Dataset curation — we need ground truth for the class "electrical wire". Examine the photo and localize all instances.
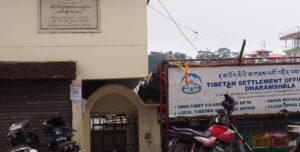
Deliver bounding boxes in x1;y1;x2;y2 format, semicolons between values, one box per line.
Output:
153;1;237;64
157;0;200;54
149;4;282;48
149;5;199;35
150;4;238;42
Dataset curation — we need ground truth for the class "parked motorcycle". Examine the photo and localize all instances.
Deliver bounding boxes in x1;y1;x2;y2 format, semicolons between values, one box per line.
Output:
7;119;39;152
287;121;300;152
168;94;253;152
42;117;80;152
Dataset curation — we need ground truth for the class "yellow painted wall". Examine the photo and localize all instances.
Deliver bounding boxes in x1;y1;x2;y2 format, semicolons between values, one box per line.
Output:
0;1;159;151
0;0;148;79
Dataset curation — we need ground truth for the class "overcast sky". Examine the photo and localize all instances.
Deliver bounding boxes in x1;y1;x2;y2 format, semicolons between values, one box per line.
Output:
147;0;300;58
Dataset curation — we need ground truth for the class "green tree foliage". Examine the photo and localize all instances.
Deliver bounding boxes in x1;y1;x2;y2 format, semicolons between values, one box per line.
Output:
148;51;188;73
173;52;187;59
148;49;237;73
148;52;168;73
196;48;238;64
196;50;217;59
214;48;231;58
196;48;237;59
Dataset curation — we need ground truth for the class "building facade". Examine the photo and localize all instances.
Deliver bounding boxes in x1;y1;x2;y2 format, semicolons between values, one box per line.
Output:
280;26;300;58
0;0;161;151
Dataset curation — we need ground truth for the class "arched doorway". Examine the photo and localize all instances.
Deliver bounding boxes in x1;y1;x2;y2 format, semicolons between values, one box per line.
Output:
90;113;138;152
89;92;139;152
79;84;161;152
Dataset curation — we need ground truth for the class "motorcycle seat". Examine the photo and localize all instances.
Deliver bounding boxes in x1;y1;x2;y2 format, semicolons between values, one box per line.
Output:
8;145;35;152
288;121;300;125
171;126;212;137
57;140;76;149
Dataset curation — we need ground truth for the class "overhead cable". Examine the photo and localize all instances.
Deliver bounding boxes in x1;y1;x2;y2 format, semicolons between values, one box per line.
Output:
149;4;281;48
157;0;200;54
149;5;198;35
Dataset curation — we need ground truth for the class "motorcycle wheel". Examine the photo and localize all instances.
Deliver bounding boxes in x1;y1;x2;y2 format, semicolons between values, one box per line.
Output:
295;145;300;152
173;143;191;152
28;132;40;151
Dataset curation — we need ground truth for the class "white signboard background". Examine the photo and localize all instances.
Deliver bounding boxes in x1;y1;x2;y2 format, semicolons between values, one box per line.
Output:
168;64;300;118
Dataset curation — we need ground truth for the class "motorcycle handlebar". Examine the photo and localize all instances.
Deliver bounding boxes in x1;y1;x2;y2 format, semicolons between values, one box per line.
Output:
62;127;77;132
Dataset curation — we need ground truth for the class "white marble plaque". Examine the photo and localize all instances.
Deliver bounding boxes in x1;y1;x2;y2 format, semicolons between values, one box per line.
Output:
39;0;99;32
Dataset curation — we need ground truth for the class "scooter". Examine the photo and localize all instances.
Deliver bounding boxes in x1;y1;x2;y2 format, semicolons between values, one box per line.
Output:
168;94;253;152
7;119;39;152
42;117;80;152
287;121;300;152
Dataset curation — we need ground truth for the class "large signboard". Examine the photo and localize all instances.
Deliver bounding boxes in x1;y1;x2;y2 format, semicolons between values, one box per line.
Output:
39;0;99;33
168;64;300;117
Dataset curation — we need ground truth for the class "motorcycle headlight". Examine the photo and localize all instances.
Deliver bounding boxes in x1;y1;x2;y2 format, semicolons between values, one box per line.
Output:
69;144;74;150
9;122;22;131
43;122;47;126
64;145;69;151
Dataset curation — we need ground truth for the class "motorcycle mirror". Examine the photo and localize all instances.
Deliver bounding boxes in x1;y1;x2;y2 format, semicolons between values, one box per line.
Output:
216;109;226;116
226;84;231;89
222;94;236;112
23;119;31;128
224;94;233;103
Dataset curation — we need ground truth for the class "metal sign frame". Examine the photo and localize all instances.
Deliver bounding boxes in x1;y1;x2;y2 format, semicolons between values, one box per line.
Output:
159;57;300;151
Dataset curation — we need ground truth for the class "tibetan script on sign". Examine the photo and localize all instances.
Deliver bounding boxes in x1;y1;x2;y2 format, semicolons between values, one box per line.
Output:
39;0;99;33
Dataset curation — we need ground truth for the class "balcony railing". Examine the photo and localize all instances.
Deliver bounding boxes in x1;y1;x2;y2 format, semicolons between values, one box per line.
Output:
283;45;300;52
280;26;300;40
